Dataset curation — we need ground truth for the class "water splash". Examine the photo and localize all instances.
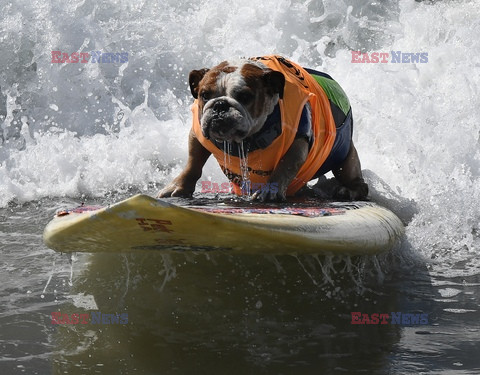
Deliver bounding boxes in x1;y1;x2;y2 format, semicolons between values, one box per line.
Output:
41;258;56;298
222;140;233;178
68;253;76;287
119;254;131;308
157;254;177;292
238;141;251;195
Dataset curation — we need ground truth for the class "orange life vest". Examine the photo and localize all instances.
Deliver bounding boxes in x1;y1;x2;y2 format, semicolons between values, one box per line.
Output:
191;55;336;196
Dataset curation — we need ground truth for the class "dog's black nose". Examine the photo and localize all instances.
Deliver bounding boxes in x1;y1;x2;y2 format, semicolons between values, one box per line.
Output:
213;99;229;112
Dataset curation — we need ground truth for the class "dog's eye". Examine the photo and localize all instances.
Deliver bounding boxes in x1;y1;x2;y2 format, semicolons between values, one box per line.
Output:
200;91;212;102
236;90;254;104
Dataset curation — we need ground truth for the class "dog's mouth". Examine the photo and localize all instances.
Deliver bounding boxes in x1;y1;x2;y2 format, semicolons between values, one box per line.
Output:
204;117;248;143
202;105;250;143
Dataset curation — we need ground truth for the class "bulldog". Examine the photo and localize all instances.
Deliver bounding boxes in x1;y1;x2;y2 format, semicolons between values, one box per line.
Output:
159;55;368;202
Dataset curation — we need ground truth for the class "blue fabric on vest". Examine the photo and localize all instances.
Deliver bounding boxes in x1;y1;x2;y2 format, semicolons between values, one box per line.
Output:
314;108;353;177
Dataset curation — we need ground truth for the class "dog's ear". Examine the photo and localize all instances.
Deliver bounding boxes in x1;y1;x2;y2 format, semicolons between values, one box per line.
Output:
189;69;209;99
263;70;285;99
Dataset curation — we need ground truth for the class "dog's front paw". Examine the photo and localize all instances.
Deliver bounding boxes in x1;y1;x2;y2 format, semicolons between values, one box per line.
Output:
334;179;369;201
157;184;194;198
157;179;195;198
251;189;286;203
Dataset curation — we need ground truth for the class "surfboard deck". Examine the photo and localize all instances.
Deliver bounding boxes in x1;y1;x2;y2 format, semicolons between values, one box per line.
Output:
43;194;404;255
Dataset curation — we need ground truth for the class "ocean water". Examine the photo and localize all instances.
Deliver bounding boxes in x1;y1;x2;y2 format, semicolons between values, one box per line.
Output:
1;0;479;374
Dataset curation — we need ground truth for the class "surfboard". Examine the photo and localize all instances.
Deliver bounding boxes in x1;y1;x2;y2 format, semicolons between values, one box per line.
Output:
43;194;404;255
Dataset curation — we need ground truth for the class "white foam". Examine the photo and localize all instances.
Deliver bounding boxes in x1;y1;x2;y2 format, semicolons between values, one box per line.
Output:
438;288;462;298
70;293;99;310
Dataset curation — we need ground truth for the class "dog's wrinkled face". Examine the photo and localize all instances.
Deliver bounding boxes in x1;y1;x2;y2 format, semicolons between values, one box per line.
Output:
189;60;285;143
